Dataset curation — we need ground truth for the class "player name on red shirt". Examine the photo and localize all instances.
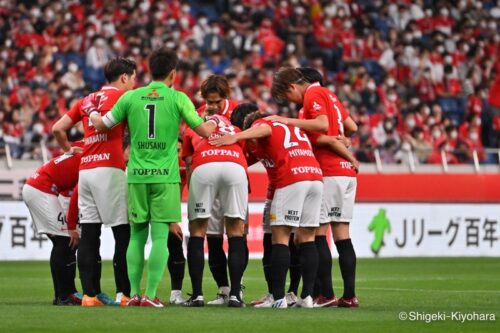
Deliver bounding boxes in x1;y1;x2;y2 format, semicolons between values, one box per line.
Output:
252;119;322;189
66;86;126;171
302;83;357;177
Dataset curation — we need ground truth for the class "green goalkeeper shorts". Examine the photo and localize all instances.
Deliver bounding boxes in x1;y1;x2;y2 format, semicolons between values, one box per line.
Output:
128;183;181;223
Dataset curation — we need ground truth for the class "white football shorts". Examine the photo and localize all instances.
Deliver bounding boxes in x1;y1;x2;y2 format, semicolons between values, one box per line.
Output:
22;184;70;237
270;180;323;228
320;176;357;224
78;167;128;227
188;162;248;222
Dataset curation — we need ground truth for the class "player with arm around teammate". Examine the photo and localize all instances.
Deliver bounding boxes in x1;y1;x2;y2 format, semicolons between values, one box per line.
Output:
53;58;137;306
189;74;242;305
211;108;323;308
269;67;359;307
85;47;217;307
182;113;248;308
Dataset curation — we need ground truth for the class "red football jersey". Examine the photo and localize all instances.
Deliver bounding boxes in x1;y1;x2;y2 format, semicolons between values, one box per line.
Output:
66;186;79;231
66;86;126;170
303;83;357;177
182;122;247;171
196;99;239;119
252;119;322;189
246;141;278;200
179;154;187;190
26;152;82;195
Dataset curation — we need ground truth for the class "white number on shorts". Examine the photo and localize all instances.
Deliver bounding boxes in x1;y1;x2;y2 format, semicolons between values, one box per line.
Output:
145;104;156;139
272;122;310;149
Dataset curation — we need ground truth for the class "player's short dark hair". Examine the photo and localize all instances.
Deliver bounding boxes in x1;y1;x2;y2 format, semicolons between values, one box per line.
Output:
104;57;137;83
271;67;307;103
200;75;231;99
231;103;259;129
149;47;178;80
297;67;324;86
243;110;268;130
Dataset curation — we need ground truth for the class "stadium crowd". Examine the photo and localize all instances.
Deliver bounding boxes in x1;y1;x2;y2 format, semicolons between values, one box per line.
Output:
1;0;500;164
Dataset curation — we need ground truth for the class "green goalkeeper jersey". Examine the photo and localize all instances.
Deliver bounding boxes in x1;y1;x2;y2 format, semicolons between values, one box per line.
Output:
103;81;203;184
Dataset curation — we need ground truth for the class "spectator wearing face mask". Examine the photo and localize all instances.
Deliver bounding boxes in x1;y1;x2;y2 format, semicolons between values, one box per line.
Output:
61;62;85;92
404;126;433;163
360;78;380;114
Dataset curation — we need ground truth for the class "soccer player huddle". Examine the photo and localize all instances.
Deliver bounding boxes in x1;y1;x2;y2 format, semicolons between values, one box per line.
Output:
23;47;360;309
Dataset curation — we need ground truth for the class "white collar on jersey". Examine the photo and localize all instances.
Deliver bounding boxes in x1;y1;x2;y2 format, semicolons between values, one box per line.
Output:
221;99;229;116
306;82;321;92
101;85;120;91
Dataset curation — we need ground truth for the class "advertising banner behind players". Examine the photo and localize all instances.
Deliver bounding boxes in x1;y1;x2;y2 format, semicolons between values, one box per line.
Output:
0;202;498;260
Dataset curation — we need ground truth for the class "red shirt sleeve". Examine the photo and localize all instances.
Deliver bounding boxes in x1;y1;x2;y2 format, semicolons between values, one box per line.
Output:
66;99;83;123
304;89;329;119
252;118;271;128
66;185;79;231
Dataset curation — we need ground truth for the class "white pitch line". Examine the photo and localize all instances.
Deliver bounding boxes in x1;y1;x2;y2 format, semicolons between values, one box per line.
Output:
356;287;500;294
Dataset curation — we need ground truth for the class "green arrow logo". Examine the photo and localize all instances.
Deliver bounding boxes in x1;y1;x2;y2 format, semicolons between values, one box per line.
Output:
368;208;391;256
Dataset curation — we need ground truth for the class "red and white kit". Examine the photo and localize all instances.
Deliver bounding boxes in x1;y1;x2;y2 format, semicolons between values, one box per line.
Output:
252;119;323;228
183;120;248;223
23;152;82;236
178;99;240;233
302;82;357;223
66;86;128;227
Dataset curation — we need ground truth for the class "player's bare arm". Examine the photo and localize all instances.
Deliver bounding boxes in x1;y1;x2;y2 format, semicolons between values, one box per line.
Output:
343;116;358;137
52;115;77;152
210;123;271;146
192;119;217;138
315;135;359;173
266;114;329;132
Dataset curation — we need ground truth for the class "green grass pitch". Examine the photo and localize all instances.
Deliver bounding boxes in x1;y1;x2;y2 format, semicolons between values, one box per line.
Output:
0;258;498;333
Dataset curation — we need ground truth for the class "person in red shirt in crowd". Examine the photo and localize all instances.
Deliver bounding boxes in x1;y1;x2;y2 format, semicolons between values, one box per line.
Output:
363;31;385;60
467;89;483;116
487;72;500;147
339;20;361;65
52;58;137;307
462;126;485;162
415;67;437;103
428;125;460;164
182;113;248;308
435;65;462;97
182;74;242;306
459;114;482;140
417;8;435;35
22;141;83;306
268;67;359;308
211;108;323;309
433;7;455;36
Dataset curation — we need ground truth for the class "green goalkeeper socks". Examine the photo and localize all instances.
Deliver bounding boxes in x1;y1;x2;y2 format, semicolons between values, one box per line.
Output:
126;223;148;296
127;222;170;298
145;223;169;299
